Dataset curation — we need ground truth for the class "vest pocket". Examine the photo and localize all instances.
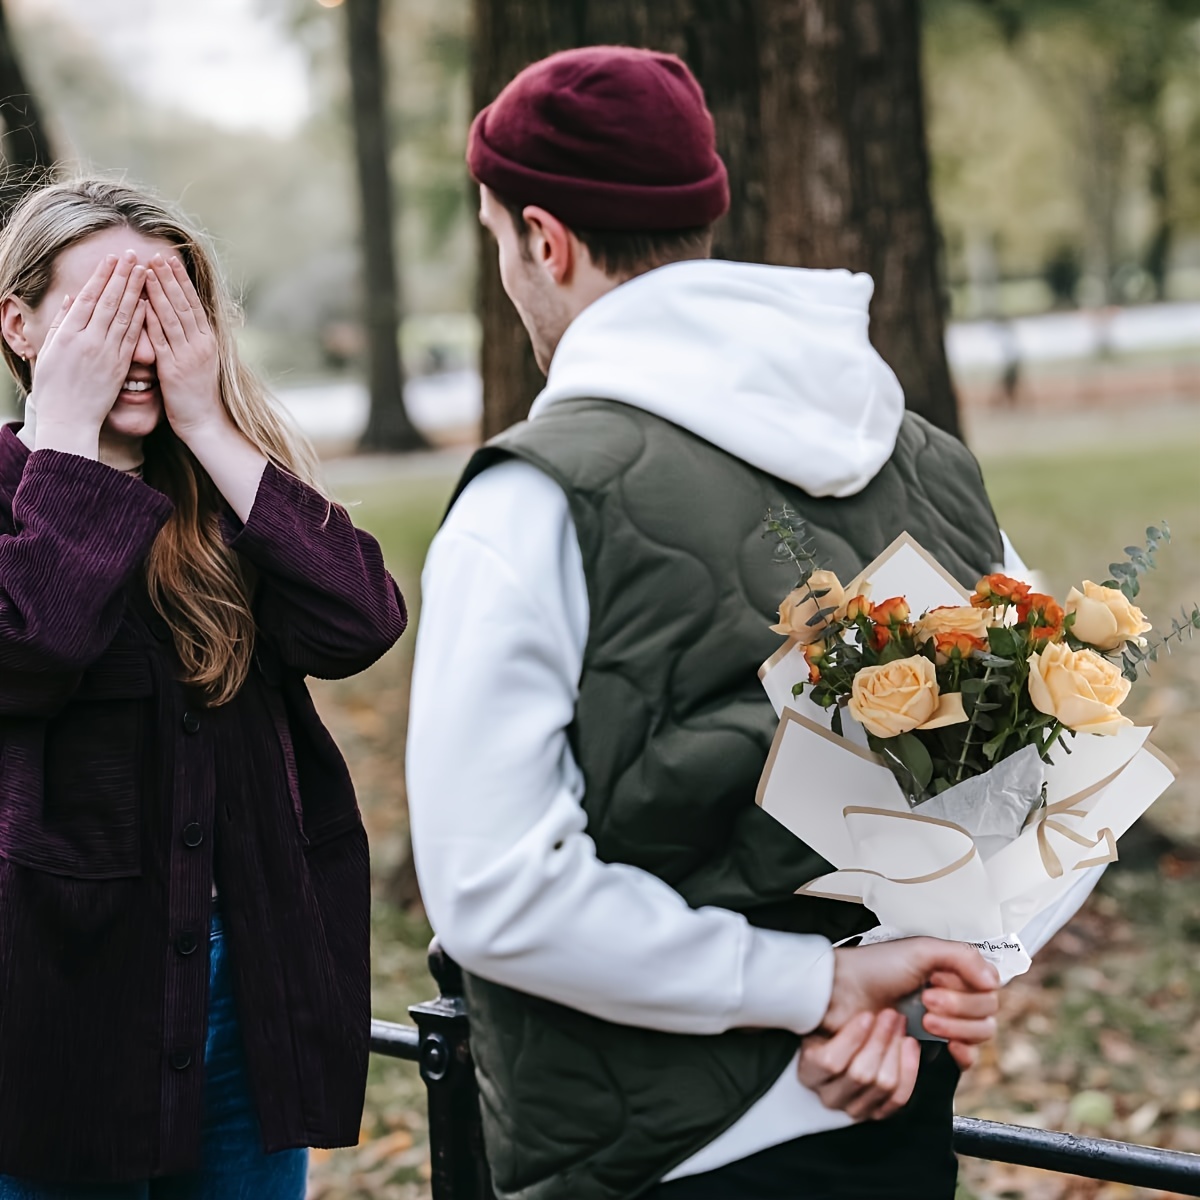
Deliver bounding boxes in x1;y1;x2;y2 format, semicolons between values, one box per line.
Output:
0;649;151;879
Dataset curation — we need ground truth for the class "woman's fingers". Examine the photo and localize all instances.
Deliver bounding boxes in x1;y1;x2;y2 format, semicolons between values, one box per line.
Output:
107;265;147;343
150;255;199;339
167;255;210;334
63;255;119;333
120;299;149;354
145;267;186;344
90;250;138;333
144;302;170;357
41;293;73;350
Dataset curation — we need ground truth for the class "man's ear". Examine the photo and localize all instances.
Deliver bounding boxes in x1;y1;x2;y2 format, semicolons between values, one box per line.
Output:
0;297;35;361
521;206;575;285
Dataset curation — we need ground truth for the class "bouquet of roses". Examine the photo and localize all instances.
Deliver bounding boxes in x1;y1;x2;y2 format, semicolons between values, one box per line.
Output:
754;515;1197;980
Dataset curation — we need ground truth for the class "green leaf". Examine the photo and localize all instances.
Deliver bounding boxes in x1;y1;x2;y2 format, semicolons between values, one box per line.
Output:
982;731;1010;761
959;677;990;695
979;653;1016;669
988;627;1019;658
877;641;912;665
888;732;934;793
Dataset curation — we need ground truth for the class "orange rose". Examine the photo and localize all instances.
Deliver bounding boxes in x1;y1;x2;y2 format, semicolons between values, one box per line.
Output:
932;631;987;664
1017;592;1065;642
871;597;911;624
972;573;1032;610
869;596;911;651
803;640;827;684
842;594;873;622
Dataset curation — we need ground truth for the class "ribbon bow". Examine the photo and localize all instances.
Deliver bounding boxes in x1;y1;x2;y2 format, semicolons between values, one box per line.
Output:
1028;794;1118;880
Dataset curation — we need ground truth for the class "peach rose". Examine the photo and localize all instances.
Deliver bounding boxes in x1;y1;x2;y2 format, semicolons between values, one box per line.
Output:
914;605;991;645
771;570;845;643
848;655;968;740
1065;581;1152;652
1026;642;1132;736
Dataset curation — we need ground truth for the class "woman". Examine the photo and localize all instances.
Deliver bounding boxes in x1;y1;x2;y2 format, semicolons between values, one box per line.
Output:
0;178;407;1197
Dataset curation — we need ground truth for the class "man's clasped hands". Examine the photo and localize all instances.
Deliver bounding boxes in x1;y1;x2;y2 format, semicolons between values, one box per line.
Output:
801;938;999;1122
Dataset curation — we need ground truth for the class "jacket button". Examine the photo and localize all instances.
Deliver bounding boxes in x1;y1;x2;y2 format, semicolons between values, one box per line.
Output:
169;1049;192;1071
182;823;204;849
182;711;201;735
175;931;199;956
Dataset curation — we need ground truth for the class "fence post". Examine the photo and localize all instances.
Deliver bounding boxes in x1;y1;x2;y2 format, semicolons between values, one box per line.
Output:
409;938;496;1200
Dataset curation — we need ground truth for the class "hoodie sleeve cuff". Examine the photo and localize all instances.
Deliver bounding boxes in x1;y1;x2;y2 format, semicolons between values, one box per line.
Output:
738;927;835;1036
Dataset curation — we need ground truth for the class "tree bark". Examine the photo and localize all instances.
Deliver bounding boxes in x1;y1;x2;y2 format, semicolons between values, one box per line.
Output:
347;0;428;452
472;0;960;439
758;1;959;436
0;0;54;219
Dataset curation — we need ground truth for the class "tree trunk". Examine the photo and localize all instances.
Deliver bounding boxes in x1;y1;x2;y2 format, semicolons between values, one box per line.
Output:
1143;127;1171;301
0;0;54;219
472;0;960;438
758;1;959;436
347;0;428;452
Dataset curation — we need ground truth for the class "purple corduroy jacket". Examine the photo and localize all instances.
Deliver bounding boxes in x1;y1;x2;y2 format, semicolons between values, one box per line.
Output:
0;424;406;1181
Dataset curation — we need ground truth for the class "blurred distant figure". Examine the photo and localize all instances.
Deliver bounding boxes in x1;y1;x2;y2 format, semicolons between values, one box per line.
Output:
992;318;1022;409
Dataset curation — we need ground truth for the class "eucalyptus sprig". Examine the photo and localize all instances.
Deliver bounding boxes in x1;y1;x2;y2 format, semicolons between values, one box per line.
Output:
764;507;821;588
1104;522;1169;601
1120;603;1200;682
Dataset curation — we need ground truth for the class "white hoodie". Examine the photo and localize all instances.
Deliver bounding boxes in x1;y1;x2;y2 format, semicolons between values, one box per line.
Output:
406;260;1098;1180
533;259;905;497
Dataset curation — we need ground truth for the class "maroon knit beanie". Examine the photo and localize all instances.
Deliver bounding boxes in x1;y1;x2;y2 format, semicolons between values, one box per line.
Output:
467;46;729;232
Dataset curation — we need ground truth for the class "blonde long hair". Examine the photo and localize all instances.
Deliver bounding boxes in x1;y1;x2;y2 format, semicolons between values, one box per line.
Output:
0;177;324;705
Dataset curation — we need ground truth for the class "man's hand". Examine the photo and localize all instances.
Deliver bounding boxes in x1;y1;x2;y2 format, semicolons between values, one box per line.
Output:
797;937;999;1122
823;937;1000;1070
798;1010;921;1121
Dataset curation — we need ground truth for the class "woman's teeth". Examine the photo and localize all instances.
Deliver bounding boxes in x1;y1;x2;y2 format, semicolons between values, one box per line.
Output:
122;380;153;392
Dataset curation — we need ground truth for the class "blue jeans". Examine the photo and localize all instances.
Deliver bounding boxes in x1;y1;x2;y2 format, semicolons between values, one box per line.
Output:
0;912;308;1200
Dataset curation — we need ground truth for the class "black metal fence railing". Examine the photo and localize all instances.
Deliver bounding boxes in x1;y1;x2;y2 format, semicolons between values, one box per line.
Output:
369;942;1200;1200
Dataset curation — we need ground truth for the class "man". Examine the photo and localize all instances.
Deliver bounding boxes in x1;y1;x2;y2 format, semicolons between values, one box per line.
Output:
408;46;1090;1200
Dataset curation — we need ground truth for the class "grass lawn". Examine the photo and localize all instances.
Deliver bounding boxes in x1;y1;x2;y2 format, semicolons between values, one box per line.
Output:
305;416;1200;1200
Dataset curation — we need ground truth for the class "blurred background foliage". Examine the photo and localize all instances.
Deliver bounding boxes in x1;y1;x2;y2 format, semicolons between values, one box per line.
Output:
5;0;1200;387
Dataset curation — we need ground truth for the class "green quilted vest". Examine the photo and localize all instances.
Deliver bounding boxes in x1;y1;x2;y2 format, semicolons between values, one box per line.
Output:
448;400;1004;1200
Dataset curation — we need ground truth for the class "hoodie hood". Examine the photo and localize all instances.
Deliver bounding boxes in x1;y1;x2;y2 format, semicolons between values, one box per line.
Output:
529;259;905;498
